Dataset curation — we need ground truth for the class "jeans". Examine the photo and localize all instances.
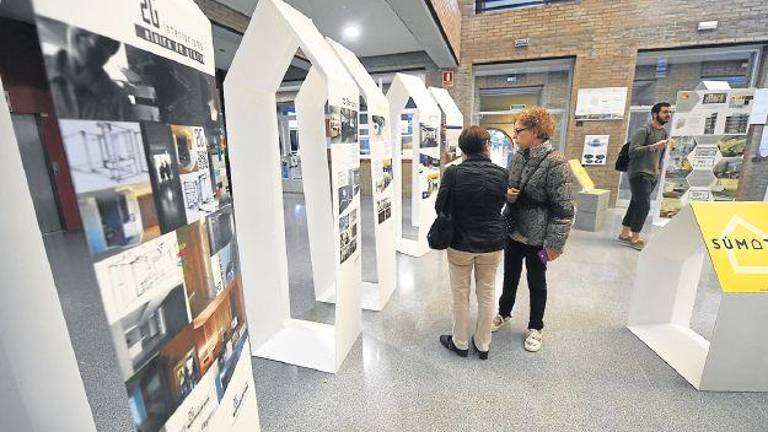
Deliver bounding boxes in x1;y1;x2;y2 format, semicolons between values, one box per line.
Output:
498;239;547;330
622;175;657;233
447;248;502;351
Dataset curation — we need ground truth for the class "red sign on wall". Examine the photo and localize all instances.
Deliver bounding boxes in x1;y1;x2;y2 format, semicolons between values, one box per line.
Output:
442;70;454;88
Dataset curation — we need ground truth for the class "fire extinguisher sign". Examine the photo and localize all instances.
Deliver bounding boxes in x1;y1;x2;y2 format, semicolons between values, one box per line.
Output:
442;70;454;88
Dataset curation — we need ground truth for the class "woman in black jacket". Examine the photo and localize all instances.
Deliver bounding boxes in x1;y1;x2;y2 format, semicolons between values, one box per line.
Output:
437;126;508;360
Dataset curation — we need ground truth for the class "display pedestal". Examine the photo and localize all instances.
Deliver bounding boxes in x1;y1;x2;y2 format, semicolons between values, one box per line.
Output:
225;0;361;373
628;202;768;391
386;73;442;257
0;79;97;432
328;39;397;312
574;189;610;232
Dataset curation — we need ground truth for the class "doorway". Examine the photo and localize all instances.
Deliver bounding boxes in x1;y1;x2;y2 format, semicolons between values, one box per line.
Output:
12;113;63;234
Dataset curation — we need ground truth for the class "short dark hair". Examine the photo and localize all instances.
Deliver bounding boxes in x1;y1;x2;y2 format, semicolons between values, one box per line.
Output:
651;102;671;115
458;126;490;155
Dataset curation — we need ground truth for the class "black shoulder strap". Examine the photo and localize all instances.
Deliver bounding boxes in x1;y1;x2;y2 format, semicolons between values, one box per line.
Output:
519;149;555;195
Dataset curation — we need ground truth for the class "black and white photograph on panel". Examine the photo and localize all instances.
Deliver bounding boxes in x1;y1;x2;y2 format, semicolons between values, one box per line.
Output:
36;16;153;122
125;45;216;127
340;108;359;143
371;114;386;137
141;122;187;233
60;120;149;193
327;105;342;144
207;205;239;290
339;209;359;264
337;168;355;214
420;123;438;148
377;197;392;224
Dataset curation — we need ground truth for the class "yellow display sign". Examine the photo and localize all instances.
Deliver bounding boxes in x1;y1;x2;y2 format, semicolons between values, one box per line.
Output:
568;159;595;191
692;202;768;293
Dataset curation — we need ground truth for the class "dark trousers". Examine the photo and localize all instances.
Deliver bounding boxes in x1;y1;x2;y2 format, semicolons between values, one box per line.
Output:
622;175;656;233
498;239;547;330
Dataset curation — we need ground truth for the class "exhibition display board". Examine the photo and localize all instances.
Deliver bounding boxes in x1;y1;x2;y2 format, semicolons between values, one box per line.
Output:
659;88;754;219
26;0;261;430
428;87;463;167
628;202;768;391
328;39;397;311
387;73;442;257
0;77;97;432
224;0;361;373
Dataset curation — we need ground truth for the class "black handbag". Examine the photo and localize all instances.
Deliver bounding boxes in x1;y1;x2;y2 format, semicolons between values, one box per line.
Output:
427;166;457;250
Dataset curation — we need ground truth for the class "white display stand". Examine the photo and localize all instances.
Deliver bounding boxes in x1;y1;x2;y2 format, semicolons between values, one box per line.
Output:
225;0;361;373
387;73;442;257
628;203;768;391
0;79;97;431
328;39;397;311
428;87;464;167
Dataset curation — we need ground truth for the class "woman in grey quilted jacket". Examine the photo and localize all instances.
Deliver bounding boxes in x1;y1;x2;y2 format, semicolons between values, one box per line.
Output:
490;107;575;352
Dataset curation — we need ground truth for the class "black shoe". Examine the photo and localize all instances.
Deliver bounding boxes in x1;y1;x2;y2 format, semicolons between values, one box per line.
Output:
439;335;468;357
472;336;489;360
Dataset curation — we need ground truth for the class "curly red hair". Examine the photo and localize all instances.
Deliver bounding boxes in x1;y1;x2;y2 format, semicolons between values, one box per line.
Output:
515;106;556;141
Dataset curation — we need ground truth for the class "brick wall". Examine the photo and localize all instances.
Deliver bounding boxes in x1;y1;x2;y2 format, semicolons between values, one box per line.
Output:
428;0;462;59
451;0;768;202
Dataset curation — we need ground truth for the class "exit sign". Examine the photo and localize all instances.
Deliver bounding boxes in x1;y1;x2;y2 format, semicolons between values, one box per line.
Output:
442;70;454;87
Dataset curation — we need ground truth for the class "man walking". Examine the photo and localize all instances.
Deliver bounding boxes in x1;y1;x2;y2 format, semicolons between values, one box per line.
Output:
619;102;672;250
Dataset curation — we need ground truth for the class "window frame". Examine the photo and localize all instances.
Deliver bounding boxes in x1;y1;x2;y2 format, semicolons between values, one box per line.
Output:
475;0;573;13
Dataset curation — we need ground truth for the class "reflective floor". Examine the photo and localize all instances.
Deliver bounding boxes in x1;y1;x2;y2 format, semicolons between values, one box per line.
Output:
46;194;768;432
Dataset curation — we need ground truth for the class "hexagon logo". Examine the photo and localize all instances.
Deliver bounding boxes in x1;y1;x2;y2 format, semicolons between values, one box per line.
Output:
719;216;768;275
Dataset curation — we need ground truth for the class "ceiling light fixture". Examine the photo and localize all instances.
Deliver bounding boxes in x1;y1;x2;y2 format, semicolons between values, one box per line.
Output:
342;25;361;41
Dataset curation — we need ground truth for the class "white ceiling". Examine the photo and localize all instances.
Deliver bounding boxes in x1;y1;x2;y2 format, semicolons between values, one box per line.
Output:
217;0;423;57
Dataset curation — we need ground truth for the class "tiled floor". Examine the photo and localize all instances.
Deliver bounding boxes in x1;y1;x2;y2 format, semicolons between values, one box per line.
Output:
47;194;768;432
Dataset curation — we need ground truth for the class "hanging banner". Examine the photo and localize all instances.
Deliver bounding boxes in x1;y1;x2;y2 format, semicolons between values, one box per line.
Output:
659;89;754;219
29;0;259;430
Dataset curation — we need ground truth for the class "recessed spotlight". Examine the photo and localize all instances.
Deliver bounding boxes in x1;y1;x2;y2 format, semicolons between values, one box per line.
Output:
342;25;361;41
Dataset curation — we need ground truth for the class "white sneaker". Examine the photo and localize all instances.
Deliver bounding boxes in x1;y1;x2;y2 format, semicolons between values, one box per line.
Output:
524;329;543;352
491;314;512;332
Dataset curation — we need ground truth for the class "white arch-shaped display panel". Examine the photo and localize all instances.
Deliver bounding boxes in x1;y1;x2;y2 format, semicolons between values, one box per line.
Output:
327;39;397;311
429;87;464;166
628;202;768;391
225;0;361;373
0;78;97;432
387;73;442;257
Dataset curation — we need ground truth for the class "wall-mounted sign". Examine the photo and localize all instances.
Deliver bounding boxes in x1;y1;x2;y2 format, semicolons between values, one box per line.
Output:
574;87;628;121
514;38;529;49
442;70;454;88
581;135;609;166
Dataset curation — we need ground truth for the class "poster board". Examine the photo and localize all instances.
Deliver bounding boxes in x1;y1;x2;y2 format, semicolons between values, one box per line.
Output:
328;39;397;311
225;0;361;373
658;89;754;219
387;73;442;257
575;87;628;121
581;134;609;165
28;0;260;430
628;202;768;391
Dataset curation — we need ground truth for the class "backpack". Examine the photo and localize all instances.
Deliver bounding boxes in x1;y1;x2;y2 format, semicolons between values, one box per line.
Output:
615;142;630;172
615;125;652;172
